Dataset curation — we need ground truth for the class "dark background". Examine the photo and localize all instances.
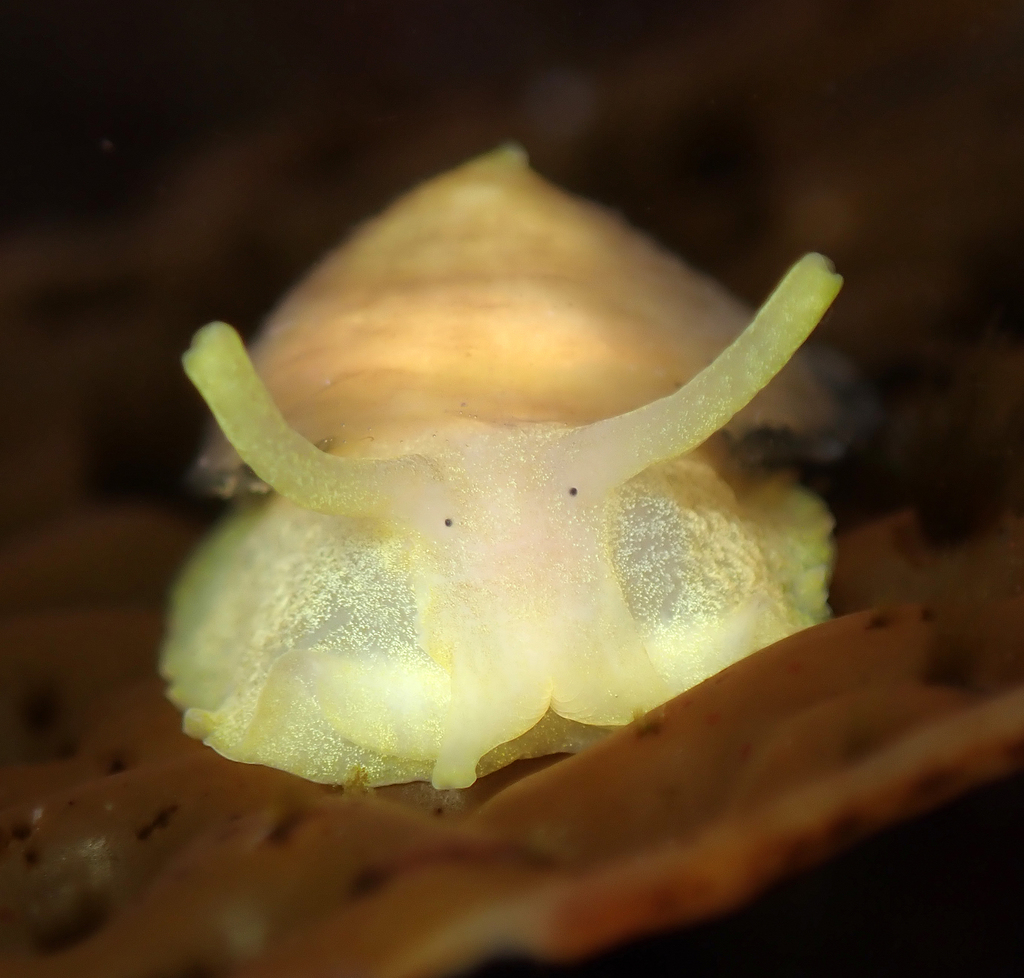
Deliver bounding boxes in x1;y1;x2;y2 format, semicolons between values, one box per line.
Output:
1;0;1024;973
1;0;699;233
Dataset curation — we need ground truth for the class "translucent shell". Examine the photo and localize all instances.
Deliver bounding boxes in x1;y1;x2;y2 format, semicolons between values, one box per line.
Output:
162;148;842;789
195;145;840;482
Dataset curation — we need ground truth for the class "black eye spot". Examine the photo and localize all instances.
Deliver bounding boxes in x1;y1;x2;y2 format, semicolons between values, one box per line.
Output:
444;518;453;527
568;487;578;496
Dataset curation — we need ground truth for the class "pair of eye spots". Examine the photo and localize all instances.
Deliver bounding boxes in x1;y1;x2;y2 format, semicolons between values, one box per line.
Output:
441;486;579;528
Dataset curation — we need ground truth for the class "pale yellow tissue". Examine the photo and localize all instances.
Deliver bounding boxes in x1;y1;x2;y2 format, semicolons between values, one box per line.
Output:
162;150;841;789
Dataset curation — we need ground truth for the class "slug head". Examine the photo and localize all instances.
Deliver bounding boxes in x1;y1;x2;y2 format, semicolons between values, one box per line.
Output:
177;255;841;788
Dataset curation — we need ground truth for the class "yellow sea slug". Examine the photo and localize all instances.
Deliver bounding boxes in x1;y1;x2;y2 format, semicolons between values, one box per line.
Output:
161;146;842;789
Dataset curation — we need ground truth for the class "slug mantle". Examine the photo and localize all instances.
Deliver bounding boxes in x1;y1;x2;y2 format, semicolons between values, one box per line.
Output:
161;147;841;789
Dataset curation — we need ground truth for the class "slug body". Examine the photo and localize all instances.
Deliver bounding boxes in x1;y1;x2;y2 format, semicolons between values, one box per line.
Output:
161;148;841;789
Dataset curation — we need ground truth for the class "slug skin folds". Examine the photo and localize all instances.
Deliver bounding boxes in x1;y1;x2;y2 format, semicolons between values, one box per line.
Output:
161;147;842;790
